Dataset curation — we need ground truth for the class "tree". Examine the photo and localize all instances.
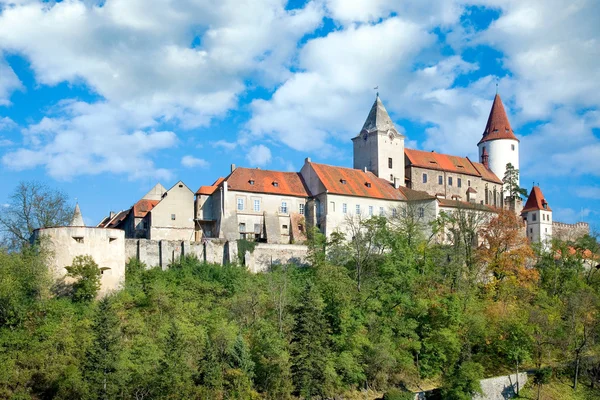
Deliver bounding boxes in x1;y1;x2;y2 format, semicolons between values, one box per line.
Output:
533;367;552;400
441;361;484;400
85;297;121;400
503;163;527;201
499;319;533;396
66;255;101;302
291;281;331;398
0;181;72;250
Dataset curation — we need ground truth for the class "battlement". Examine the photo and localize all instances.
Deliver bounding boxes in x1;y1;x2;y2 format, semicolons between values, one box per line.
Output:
552;221;590;241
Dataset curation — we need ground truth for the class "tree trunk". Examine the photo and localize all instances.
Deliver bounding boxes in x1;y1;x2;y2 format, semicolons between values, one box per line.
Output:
516;360;520;395
574;353;580;391
537;382;541;400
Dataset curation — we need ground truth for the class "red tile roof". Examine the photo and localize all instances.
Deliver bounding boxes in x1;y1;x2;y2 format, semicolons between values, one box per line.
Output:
196;177;225;195
226;168;309;197
478;94;519;144
97;209;129;228
133;199;160;218
309;162;405;200
522;186;551;213
405;148;502;184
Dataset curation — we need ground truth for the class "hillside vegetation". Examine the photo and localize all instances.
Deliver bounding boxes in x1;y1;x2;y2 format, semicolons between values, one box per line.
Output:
1;210;599;399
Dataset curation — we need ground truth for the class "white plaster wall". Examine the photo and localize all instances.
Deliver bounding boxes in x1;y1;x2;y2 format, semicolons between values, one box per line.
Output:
34;227;125;296
150;182;195;241
479;139;519;191
525;210;552;249
353;132;404;184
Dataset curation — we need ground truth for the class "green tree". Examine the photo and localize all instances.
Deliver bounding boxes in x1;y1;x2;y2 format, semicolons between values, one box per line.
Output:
503;163;527;201
66;255;101;302
441;361;484;400
291;281;332;398
533;367;552;400
84;297;121;400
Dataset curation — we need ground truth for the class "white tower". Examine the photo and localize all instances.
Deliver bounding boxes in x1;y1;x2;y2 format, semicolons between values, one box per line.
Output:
521;186;552;250
478;94;520;195
352;95;405;186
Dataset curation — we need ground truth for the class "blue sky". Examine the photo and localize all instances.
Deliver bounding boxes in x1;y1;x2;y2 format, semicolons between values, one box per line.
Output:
0;0;598;230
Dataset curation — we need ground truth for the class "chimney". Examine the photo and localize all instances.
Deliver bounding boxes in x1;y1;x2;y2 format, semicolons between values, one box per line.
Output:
364;167;367;173
231;164;236;173
394;177;400;189
110;211;115;219
305;157;311;163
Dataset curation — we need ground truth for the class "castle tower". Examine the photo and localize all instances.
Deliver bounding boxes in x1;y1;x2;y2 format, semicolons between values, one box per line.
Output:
352;95;405;186
521;186;552;249
478;94;520;196
70;203;85;227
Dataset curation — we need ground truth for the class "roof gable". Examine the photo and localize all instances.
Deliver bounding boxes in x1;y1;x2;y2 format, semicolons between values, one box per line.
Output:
522;186;551;213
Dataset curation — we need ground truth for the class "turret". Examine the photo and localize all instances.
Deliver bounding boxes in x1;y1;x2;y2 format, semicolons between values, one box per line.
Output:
352;95;405;185
521;186;552;249
70;203;85;227
478;94;520;196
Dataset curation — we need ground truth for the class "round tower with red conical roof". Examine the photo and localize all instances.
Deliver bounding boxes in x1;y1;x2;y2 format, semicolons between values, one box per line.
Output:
478;94;520;196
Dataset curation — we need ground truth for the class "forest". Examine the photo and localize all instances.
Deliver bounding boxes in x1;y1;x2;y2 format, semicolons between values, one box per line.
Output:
1;185;600;399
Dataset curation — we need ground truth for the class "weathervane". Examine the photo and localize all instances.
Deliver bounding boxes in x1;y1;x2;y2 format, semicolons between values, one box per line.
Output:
374;86;379;97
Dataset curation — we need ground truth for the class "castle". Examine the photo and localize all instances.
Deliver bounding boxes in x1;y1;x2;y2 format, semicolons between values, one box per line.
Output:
32;94;589;294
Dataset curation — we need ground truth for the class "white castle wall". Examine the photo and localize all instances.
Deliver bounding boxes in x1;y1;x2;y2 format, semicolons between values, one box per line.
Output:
33;227;126;296
479;139;519;193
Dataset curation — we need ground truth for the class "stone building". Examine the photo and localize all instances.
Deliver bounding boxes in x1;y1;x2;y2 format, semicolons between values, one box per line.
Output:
32;205;126;296
521;186;553;249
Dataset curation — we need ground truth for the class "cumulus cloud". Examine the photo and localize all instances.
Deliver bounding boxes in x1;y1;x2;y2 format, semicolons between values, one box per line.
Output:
211;140;238;151
0;0;324;178
0;58;22;105
576;186;600;199
246;144;272;167
181;155;209;168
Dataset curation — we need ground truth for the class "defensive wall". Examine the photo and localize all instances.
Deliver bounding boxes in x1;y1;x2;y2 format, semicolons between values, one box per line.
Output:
125;238;309;272
415;372;528;400
553;221;590;242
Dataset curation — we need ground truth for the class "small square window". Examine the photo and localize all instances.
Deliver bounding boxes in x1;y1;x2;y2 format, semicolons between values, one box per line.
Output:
171;214;176;220
388;158;393;168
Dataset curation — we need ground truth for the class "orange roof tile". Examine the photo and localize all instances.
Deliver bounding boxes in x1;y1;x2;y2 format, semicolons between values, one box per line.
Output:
522;186;551;213
196;177;225;195
479;94;519;144
133;199;160;218
405;148;501;184
226;168;309;197
309;162;405;200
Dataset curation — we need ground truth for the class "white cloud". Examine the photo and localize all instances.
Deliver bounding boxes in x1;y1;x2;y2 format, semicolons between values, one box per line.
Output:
576;186;600;199
246;144;272;167
2;100;177;180
211;140;238;151
181;155;209;168
0;58;22;105
553;207;591;224
0;0;324;178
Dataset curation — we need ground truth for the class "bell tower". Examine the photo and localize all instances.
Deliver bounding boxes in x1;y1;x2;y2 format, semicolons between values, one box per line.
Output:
352;95;405;186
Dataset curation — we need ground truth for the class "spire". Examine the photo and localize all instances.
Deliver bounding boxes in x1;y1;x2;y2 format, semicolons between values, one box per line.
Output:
478;94;519;145
522;186;551;214
360;95;399;135
70;203;85;227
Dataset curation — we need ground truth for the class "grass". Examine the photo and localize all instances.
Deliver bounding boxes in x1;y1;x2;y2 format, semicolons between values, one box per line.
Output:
518;374;600;400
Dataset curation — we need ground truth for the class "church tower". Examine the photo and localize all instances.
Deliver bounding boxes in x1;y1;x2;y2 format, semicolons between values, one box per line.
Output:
478;94;520;196
521;186;552;250
352;95;405;186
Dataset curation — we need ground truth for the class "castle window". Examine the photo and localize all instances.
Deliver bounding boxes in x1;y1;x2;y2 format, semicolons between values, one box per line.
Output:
273;181;279;187
299;203;305;215
366;182;372;188
340;179;347;184
530;228;533;233
438;175;443;185
390;174;394;181
511;144;515;151
468;180;471;187
343;203;347;214
356;204;361;215
109;237;117;243
423;173;427;183
388;158;393;168
392;208;397;217
532;214;536;222
178;184;183;188
448;177;453;186
72;236;84;243
249;179;255;185
239;223;246;235
379;207;384;216
545;228;547;233
282;225;288;230
237;198;244;211
418;207;425;218
330;202;335;212
254;200;261;212
369;206;373;216
171;214;176;221
457;178;462;188
281;201;288;214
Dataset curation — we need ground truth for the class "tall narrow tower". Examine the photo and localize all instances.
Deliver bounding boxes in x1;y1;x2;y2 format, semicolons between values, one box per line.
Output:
521;186;552;249
352;95;405;186
478;94;520;195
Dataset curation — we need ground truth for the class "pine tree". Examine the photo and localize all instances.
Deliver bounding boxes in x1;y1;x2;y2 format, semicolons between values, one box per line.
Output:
84;297;121;400
291;281;330;398
503;163;527;201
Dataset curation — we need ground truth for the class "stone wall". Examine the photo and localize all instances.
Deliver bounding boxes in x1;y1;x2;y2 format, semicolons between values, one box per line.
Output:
124;239;307;272
553;221;590;242
414;372;528;400
244;243;309;273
